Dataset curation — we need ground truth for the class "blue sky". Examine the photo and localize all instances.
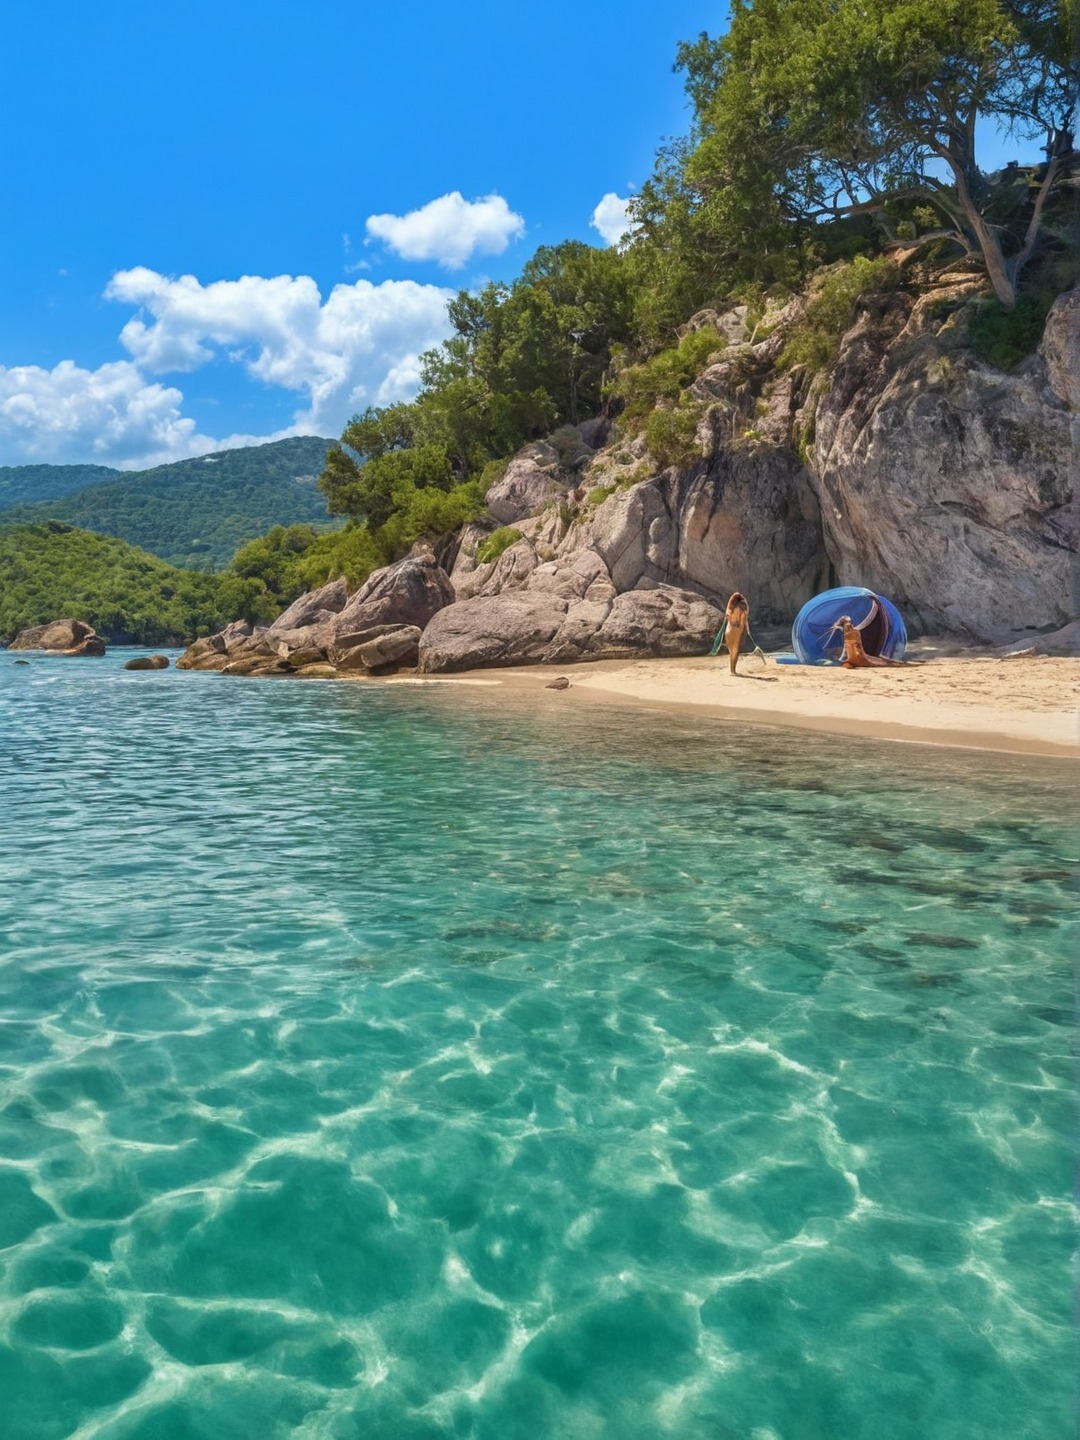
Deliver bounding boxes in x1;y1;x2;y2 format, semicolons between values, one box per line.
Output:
0;0;712;469
0;2;1044;472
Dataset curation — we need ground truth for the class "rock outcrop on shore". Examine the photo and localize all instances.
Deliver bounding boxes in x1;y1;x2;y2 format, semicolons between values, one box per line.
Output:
9;619;106;655
176;285;1078;677
176;553;450;678
176;546;723;678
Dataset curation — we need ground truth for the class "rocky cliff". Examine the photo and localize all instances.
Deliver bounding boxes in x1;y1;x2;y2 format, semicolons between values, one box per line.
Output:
178;285;1078;677
432;283;1077;656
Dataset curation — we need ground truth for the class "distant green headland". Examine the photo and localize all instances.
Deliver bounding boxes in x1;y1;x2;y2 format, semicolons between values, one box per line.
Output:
0;436;336;570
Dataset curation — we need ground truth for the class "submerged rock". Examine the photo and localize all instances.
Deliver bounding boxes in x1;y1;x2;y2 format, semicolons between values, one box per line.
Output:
123;654;170;670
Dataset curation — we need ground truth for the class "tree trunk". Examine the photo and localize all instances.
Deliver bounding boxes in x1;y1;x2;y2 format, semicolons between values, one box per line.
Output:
947;162;1018;309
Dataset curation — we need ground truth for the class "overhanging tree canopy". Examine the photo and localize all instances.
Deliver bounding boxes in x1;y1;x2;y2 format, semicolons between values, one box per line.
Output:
676;0;1079;306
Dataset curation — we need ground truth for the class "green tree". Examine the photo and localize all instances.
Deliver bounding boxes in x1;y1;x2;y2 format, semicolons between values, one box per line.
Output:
320;430;455;529
677;0;1079;308
318;241;635;544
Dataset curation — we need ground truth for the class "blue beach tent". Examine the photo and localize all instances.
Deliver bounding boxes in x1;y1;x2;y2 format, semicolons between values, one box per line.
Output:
791;586;908;664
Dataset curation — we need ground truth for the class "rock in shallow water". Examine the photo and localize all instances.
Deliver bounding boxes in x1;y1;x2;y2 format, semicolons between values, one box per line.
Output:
10;619;105;654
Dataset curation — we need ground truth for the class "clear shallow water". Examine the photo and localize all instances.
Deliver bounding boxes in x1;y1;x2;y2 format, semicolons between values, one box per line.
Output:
0;651;1075;1440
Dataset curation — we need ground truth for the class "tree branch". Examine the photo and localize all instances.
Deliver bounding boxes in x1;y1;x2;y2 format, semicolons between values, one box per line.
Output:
1009;153;1064;279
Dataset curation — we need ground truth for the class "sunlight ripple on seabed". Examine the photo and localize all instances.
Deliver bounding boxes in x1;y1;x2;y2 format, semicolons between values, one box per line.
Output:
0;652;1075;1439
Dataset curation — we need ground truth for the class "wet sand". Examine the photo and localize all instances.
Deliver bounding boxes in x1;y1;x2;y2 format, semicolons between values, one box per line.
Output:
388;651;1080;759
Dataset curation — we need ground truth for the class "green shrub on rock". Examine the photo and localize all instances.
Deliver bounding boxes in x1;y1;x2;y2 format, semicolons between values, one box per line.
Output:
475;527;524;565
610;328;725;426
781;257;899;373
644;403;704;469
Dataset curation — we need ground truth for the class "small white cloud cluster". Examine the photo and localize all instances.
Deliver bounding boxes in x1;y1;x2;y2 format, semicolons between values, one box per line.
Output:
590;192;637;247
365;192;525;269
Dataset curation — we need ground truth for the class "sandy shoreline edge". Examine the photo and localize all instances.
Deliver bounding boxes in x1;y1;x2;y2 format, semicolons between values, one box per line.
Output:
387;652;1080;760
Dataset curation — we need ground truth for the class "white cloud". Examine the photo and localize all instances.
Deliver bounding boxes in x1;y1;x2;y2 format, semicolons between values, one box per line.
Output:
364;192;525;269
590;192;637;247
106;267;456;436
0;359;216;469
0;267;459;469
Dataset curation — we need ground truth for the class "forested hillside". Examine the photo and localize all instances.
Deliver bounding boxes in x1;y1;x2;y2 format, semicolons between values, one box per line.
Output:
0;463;119;509
0;522;274;645
1;437;336;568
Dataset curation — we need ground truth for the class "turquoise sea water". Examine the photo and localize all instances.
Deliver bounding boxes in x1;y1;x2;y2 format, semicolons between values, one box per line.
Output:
0;650;1075;1439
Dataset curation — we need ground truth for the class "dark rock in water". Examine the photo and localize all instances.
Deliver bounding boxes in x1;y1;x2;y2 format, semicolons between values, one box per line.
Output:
546;676;571;689
14;659;29;665
124;655;169;670
62;635;106;656
10;618;104;653
904;932;980;950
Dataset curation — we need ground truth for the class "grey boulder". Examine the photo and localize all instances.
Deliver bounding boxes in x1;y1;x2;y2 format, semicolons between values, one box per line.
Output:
332;551;454;638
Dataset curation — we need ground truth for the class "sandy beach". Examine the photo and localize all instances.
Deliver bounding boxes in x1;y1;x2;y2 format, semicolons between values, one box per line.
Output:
393;650;1080;759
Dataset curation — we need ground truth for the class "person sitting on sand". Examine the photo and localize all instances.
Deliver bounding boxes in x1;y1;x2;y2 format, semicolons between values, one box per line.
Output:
832;615;906;668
